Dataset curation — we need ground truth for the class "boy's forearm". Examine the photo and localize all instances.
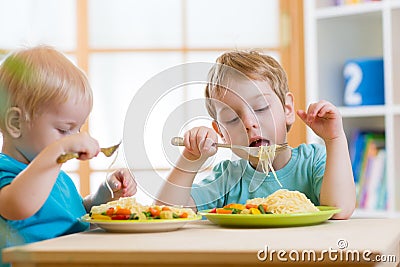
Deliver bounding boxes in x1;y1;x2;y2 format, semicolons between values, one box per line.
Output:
156;155;204;207
320;134;356;219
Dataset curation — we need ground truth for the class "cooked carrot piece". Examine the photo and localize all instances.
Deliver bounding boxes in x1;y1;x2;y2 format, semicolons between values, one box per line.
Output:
105;207;114;216
216;208;233;214
115;208;131;215
245;204;258;209
180;212;188;218
149;207;161;217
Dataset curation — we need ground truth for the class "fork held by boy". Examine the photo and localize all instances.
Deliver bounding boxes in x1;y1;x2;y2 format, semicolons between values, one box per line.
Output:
56;142;121;163
171;137;288;158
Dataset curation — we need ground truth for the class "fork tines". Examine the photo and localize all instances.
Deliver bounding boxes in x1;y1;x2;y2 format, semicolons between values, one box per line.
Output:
276;143;289;151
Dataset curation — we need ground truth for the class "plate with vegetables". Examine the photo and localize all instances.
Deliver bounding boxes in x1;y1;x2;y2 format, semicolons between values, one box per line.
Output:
198;203;341;228
80;197;201;232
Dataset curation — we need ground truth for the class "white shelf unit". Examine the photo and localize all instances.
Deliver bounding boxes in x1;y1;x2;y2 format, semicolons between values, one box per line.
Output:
304;0;400;216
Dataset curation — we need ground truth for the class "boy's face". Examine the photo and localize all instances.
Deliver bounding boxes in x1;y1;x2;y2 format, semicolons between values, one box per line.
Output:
212;79;294;154
16;98;91;162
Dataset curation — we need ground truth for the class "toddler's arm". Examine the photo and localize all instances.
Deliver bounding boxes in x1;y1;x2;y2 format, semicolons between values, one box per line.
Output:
297;100;356;219
0;133;100;220
156;126;218;209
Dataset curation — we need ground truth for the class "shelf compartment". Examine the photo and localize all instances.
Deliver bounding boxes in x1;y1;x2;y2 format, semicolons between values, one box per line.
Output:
343;116;385;141
316;1;383;19
316;13;383;106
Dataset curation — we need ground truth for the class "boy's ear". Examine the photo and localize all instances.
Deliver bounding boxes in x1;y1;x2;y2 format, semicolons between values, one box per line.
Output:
284;92;295;126
212;120;224;138
5;107;23;138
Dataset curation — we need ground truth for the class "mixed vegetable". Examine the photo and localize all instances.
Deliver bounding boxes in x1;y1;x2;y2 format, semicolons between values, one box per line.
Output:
208;203;272;215
90;205;192;221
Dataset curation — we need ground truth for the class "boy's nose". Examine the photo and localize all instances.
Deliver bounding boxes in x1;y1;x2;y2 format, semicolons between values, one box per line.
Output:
242;113;259;131
245;123;258;131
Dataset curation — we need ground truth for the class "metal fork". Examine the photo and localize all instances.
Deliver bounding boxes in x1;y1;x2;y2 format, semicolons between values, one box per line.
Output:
56;142;121;164
170;137;288;158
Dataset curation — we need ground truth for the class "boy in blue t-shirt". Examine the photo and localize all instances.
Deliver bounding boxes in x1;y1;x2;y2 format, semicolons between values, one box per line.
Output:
157;50;355;219
0;46;136;265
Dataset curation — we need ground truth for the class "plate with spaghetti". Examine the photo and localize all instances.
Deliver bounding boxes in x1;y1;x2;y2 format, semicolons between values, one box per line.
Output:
80;196;201;232
198;189;341;227
198;206;340;228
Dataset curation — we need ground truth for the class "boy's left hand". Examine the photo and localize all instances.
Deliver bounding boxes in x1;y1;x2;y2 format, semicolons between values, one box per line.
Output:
297;100;344;141
85;168;137;211
107;168;137;200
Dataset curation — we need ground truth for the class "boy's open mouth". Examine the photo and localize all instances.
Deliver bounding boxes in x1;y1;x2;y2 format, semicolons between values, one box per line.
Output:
249;138;270;147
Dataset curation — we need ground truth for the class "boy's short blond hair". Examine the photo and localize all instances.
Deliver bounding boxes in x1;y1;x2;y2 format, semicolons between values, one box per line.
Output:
0;46;93;131
205;50;289;120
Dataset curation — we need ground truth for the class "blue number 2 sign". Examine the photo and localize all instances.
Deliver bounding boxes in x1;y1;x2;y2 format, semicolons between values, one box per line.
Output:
343;58;384;106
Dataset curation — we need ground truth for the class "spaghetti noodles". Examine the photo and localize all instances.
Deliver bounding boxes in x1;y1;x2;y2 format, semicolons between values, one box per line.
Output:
258;145;282;187
246;189;319;214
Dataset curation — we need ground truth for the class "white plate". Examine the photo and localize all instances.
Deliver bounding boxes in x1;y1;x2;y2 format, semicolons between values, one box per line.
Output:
80;215;202;233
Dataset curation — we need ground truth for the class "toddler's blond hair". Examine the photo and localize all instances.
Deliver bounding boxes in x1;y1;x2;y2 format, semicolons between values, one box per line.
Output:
0;45;92;131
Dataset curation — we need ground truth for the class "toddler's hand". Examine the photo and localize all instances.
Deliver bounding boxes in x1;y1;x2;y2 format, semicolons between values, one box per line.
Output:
107;168;137;200
88;169;136;208
57;132;100;161
297;100;344;141
182;126;218;161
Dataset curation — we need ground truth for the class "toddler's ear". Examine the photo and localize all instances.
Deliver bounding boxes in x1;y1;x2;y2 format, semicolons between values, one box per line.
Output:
284;92;295;126
5;107;22;138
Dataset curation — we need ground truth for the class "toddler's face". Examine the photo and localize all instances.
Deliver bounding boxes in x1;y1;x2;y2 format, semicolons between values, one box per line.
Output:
213;79;292;150
17;97;91;162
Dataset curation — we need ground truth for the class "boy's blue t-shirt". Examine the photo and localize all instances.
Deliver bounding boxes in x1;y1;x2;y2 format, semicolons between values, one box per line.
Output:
0;153;89;249
191;143;326;211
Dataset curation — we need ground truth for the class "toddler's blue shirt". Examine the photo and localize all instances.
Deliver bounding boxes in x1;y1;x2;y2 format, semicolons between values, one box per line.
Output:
0;153;89;251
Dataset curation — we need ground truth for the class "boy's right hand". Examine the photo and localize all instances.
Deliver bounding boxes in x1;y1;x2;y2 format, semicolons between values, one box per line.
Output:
56;132;100;161
182;126;218;161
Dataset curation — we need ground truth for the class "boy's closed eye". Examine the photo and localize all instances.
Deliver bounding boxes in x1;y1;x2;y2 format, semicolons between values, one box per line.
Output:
225;116;239;124
254;105;270;113
56;126;80;135
223;105;269;124
57;128;71;135
219;109;240;124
